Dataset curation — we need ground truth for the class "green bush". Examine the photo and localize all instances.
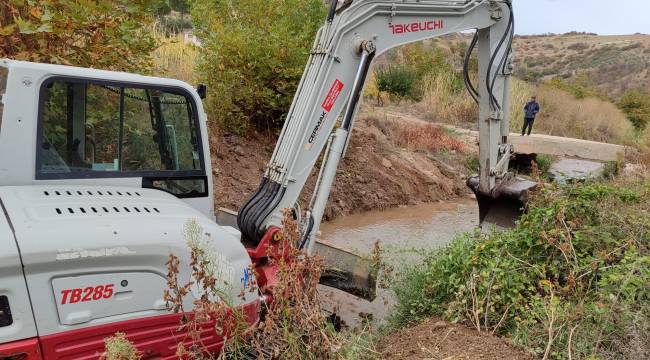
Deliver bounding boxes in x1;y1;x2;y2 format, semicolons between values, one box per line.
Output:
391;179;650;359
0;0;158;73
547;75;601;100
618;89;650;131
374;64;420;103
191;0;326;134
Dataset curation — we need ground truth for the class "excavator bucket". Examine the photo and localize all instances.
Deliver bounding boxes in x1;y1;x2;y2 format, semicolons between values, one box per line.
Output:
313;242;377;302
467;176;538;228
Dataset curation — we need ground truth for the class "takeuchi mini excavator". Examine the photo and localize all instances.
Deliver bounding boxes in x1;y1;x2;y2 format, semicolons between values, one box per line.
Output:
0;0;532;358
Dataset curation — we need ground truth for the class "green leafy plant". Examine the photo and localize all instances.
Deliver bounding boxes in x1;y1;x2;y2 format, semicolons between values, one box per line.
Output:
191;0;326;134
618;89;650;131
0;0;158;73
374;64;420;103
391;178;650;359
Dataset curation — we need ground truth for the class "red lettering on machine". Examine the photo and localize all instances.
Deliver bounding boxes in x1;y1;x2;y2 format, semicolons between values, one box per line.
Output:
389;20;444;34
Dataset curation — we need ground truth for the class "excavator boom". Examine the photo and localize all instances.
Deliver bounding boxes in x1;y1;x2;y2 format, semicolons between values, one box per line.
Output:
237;0;532;297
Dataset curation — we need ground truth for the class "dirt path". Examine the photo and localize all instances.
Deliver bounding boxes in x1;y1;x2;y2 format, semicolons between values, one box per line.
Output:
377;318;536;360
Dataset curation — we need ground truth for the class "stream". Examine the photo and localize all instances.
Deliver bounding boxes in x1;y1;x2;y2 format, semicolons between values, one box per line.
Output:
317;198;480;328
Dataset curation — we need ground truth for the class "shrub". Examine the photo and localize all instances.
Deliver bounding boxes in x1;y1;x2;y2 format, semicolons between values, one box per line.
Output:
391;179;650;359
374;64;421;103
191;0;326;134
0;0;157;73
567;42;589;51
547;75;601;100
101;333;141;360
618;89;650;131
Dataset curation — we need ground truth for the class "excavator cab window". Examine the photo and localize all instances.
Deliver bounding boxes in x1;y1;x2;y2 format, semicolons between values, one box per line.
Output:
36;78;207;197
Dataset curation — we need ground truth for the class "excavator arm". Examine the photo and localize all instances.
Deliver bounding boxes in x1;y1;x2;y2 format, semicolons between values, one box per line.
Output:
238;0;524;254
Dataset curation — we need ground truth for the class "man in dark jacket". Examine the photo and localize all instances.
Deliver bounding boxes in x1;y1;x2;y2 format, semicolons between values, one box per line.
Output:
521;96;540;136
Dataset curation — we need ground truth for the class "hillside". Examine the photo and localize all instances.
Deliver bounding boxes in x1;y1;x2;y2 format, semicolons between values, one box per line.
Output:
513;33;650;99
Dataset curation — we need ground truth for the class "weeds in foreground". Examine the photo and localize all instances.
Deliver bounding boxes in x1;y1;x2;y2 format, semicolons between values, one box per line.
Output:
101;332;141;360
392;177;650;359
104;212;376;359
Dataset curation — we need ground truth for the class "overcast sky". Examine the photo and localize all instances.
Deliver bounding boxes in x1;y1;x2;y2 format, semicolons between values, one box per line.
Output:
513;0;650;35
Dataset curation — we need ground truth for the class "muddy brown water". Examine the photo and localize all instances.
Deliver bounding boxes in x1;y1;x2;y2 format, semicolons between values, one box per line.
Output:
317;198;480;328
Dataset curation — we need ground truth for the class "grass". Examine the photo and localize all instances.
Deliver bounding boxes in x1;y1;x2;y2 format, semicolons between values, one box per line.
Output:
509;78;634;144
364;114;468;155
151;27;198;85
535;154;557;175
416;70;477;125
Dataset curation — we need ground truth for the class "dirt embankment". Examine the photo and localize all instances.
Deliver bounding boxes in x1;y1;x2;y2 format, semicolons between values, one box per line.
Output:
378;318;535;360
209;115;473;220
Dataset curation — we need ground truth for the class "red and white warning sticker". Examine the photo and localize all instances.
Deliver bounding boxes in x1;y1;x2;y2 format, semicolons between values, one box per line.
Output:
321;79;344;112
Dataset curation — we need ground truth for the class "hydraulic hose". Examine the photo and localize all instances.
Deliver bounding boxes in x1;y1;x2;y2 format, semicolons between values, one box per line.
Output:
486;3;513;111
463;31;479;103
327;0;339;22
237;177;269;232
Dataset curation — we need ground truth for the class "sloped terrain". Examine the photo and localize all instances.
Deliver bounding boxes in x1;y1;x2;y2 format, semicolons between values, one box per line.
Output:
513;33;650;98
209;116;472;220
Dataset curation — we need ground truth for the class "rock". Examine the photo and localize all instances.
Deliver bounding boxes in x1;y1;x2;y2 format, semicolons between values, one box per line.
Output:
549;158;605;184
381;158;392;168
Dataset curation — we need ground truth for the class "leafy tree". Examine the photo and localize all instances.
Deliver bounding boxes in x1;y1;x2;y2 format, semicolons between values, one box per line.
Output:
0;0;157;73
618;89;650;131
191;0;326;134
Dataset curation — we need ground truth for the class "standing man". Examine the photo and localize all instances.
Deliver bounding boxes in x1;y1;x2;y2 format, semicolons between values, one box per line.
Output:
521;96;540;136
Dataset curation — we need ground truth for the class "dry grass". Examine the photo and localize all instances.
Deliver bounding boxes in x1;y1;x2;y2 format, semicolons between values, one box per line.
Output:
416;72;477;125
397;123;467;153
105;215;377;360
152;27;198;84
365;115;467;154
101;333;141;360
509;79;634;144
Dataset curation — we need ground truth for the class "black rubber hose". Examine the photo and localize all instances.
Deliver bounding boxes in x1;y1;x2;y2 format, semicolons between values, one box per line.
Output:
486;4;513;111
237;177;269;230
490;12;514;110
463;31;479;103
243;181;276;242
245;182;280;243
239;178;270;237
255;186;287;240
299;214;315;249
501;2;515;76
327;0;339;22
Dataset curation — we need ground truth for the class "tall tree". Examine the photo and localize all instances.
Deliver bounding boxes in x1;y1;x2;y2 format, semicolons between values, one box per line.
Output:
191;0;326;134
0;0;158;73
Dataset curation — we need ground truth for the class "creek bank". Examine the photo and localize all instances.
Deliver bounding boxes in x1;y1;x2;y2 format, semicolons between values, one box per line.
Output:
209;116;473;220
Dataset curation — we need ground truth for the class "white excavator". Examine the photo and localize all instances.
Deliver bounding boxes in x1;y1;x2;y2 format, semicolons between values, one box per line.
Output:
0;0;533;358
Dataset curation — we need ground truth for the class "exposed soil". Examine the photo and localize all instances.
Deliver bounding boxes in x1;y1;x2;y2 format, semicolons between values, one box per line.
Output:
377;318;536;360
209;115;473;221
